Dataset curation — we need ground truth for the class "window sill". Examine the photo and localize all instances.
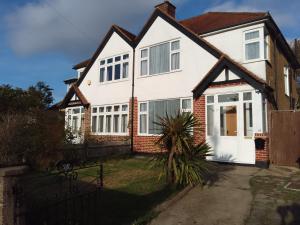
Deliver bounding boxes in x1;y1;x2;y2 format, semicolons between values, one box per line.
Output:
137;69;182;79
243;58;268;64
98;78;130;85
91;133;129;136
137;134;161;137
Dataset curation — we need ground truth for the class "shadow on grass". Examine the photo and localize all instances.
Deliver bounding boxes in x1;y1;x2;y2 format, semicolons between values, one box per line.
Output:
17;162;175;225
277;203;300;225
98;186;174;225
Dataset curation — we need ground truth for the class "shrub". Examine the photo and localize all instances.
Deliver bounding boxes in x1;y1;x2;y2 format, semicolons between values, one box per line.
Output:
0;110;67;169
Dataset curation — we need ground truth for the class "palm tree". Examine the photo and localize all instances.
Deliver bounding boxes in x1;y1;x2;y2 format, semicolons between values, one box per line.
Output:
153;112;213;186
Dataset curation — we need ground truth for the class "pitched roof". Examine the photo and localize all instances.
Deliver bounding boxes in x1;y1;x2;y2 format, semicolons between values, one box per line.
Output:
193;55;277;108
64;77;78;84
73;59;91;70
134;8;223;58
60;84;89;108
72;25;135;70
179;12;269;35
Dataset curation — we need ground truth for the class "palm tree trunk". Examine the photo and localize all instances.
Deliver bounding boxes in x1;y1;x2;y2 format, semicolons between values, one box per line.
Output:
167;136;176;184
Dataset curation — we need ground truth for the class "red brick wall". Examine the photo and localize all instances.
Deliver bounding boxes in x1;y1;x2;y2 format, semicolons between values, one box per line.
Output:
132;96;207;153
193;96;206;144
131;97;161;153
254;133;270;167
83;105;91;136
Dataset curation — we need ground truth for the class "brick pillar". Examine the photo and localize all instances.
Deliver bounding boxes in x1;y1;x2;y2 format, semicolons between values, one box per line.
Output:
83;105;91;138
0;166;28;225
129;97;138;151
193;96;206;144
255;133;270;168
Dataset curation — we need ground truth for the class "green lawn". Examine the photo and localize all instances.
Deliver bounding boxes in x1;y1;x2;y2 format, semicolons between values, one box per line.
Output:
20;156;176;225
78;156;176;225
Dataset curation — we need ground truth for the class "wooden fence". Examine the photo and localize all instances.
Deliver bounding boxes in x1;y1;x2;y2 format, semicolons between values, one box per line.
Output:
270;110;300;167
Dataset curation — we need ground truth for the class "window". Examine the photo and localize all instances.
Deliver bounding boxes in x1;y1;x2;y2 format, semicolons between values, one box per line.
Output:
284;66;290;96
206;96;214;136
139;98;192;135
218;94;239;102
243;92;253;137
99;53;129;83
220;106;237;136
91;103;128;134
181;98;192;113
140;40;180;76
244;30;260;61
66;107;84;133
139;103;148;134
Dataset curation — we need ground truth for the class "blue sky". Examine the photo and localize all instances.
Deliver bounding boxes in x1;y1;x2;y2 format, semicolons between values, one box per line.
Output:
0;0;299;102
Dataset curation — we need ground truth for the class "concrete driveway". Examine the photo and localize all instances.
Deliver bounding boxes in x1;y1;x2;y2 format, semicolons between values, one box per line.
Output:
151;165;260;225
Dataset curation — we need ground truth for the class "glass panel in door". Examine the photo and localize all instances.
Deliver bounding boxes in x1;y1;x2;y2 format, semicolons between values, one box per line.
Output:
220;106;237;136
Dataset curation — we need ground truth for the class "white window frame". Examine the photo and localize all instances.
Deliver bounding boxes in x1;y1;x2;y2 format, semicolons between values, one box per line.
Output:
99;53;130;84
66;107;84;134
91;103;129;135
206;95;214;137
138;97;192;136
243;28;265;63
139;39;181;77
242;92;254;138
284;66;290;96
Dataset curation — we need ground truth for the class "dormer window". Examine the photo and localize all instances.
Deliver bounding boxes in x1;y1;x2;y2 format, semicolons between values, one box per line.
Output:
140;39;180;76
99;53;129;83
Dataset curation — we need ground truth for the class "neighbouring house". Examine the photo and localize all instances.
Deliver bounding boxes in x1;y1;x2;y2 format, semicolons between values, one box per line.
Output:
59;1;299;168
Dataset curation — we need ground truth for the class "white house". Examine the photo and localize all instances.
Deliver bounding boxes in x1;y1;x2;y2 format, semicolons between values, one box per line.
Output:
59;1;299;168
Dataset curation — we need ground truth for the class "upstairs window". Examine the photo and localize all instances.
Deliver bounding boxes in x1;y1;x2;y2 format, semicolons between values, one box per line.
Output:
99;53;129;83
140;40;180;76
244;30;260;61
284;66;290;96
244;28;269;62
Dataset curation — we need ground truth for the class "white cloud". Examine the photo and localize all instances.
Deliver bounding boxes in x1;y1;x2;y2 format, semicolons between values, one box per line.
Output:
205;0;300;37
5;0;185;60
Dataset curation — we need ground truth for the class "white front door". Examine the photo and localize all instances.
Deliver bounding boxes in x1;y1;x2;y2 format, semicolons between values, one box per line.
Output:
206;91;256;164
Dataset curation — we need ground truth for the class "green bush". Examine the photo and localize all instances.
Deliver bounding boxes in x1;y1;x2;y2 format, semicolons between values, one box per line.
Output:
0;110;67;169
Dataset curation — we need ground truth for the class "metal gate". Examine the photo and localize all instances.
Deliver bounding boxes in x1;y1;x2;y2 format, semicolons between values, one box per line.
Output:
13;161;103;225
270;110;300;167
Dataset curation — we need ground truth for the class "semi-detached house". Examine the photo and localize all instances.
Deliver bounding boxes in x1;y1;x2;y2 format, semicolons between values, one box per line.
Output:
60;1;300;168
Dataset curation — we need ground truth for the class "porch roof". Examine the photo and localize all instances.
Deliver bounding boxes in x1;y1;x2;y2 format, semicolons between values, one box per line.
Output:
60;84;89;109
192;55;277;108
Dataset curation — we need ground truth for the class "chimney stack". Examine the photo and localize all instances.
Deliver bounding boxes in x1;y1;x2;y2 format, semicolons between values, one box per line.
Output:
155;1;176;18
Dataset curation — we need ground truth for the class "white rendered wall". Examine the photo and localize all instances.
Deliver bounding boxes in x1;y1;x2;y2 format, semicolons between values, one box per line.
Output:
78;32;133;106
203;23;267;80
134;16;219;102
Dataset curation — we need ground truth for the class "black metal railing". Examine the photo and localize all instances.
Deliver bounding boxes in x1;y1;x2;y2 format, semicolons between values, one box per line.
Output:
13;161;104;225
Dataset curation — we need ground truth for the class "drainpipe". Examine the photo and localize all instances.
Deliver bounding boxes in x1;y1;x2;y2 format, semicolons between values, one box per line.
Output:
130;48;135;154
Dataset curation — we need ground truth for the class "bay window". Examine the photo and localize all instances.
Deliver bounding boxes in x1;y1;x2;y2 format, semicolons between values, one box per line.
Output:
91;103;128;134
99;53;129;83
139;98;192;135
140;39;180;76
66;107;84;133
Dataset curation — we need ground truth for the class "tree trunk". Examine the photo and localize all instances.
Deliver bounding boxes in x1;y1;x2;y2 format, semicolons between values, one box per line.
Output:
167;137;176;184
